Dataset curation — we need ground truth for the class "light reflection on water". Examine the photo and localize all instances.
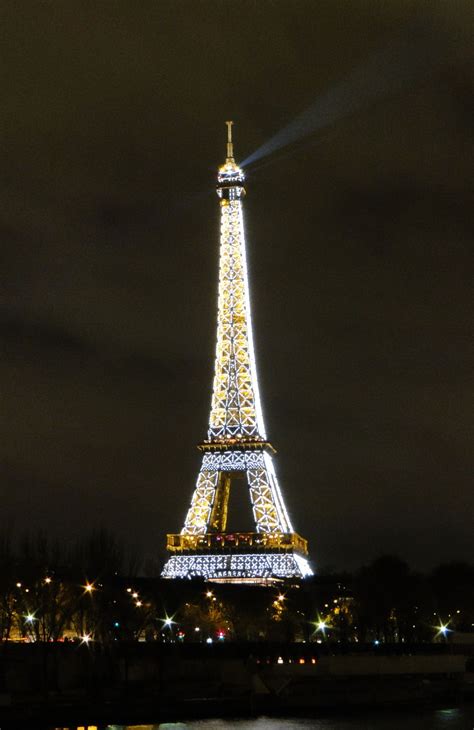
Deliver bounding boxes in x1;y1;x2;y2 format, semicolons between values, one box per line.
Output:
53;709;474;730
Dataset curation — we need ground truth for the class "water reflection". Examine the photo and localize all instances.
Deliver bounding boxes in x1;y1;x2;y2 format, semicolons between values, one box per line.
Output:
53;724;224;730
106;725;187;730
51;709;474;730
107;725;187;730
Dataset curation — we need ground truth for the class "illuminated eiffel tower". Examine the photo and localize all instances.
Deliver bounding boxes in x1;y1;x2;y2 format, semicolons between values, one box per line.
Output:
162;123;312;582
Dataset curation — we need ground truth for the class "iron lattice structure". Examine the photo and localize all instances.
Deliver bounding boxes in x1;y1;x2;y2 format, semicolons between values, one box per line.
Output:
162;123;312;581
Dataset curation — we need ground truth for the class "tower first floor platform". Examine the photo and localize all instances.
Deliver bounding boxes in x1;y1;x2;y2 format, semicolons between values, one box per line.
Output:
161;531;313;582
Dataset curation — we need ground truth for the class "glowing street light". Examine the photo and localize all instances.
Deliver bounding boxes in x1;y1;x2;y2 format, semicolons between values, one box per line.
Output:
25;613;36;623
162;615;176;629
81;634;91;645
434;616;452;639
84;583;95;593
313;618;329;638
437;623;451;637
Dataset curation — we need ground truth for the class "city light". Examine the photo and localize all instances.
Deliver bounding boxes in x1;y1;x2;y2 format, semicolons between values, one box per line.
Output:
84;583;95;593
81;634;91;645
25;613;36;623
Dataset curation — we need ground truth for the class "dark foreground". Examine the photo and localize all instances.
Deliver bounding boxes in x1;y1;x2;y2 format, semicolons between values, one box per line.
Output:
0;642;473;728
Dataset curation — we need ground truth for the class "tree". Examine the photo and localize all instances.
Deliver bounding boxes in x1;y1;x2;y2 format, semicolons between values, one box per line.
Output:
431;562;474;632
354;555;418;642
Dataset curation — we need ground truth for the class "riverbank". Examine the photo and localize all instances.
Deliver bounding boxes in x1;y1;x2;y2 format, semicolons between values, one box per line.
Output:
0;642;473;728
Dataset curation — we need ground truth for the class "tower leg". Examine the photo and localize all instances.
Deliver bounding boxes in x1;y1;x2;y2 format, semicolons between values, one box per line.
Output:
181;468;219;535
181;450;293;536
247;452;293;533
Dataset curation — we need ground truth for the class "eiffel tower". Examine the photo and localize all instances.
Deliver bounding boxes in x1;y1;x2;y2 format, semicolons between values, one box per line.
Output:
162;123;312;582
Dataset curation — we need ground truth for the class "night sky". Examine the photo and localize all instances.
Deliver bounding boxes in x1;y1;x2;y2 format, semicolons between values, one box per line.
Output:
2;2;473;572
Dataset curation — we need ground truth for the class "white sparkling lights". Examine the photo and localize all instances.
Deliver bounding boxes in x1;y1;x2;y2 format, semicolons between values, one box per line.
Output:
162;552;312;580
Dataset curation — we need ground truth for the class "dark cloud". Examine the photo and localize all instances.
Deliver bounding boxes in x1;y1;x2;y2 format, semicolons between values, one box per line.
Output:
1;1;472;570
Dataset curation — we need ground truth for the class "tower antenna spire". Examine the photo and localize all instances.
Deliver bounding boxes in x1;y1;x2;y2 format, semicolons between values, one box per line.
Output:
225;120;234;160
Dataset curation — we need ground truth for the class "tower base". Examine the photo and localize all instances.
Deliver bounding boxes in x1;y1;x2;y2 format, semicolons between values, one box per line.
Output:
161;551;313;582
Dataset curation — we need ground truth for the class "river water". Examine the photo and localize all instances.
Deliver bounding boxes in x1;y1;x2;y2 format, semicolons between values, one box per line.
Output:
92;705;474;730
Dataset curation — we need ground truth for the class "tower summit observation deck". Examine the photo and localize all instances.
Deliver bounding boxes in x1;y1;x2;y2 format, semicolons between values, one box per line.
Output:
162;123;313;582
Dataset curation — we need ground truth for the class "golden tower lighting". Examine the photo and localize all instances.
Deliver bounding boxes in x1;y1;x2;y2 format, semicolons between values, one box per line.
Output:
162;123;312;582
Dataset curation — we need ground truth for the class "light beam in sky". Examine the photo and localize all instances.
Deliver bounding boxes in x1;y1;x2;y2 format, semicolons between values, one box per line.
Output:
242;22;469;168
